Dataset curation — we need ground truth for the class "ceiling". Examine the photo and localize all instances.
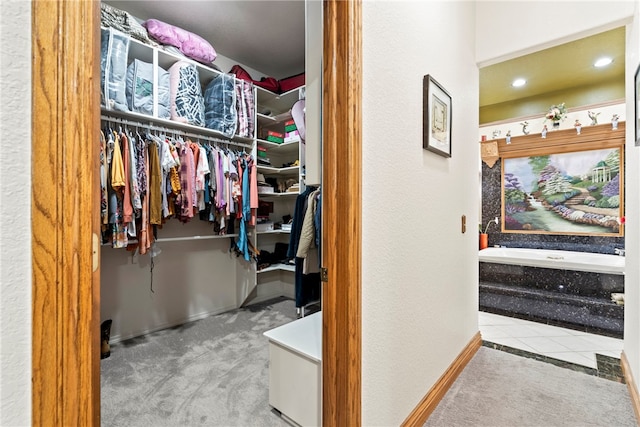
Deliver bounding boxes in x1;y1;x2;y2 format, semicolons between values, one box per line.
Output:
104;0;306;79
480;27;625;108
104;2;624;109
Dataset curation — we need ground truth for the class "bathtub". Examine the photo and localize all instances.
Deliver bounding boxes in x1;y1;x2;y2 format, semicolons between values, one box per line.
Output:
479;247;624;275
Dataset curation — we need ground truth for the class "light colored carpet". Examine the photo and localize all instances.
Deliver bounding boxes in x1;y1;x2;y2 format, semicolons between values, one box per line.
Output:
425;346;637;427
101;297;296;427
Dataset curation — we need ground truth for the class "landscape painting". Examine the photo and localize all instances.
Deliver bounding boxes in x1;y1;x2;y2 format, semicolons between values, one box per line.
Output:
502;148;623;235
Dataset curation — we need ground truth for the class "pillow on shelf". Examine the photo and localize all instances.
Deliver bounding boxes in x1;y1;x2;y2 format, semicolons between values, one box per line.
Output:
144;18;217;65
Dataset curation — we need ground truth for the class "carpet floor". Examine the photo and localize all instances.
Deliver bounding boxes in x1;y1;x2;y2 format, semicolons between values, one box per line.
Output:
101;297;296;427
103;302;637;427
425;346;637;427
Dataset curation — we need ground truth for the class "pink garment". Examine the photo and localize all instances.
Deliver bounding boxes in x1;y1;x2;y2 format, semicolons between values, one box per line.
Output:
249;161;258;226
121;133;133;223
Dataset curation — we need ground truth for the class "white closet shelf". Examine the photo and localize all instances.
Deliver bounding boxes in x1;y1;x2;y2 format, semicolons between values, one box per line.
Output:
258;192;298;199
101;109;254;148
257;165;300;175
256;229;291;235
256;111;293;126
256;139;299;155
258;263;296;274
256;86;304;116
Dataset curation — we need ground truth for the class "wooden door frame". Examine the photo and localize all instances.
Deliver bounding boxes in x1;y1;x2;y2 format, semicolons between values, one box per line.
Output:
31;0;362;425
322;1;362;425
32;1;101;425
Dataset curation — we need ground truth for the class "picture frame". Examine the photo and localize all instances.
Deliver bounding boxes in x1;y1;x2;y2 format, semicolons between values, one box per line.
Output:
423;75;452;157
502;147;623;236
635;63;640;146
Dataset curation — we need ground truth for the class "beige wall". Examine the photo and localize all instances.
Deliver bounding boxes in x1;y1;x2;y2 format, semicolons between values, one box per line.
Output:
0;1;32;425
361;1;480;424
624;2;640;404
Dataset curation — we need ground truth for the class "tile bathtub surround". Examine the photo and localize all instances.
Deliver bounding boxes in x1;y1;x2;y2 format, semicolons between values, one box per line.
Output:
479;263;623;298
479;311;625;382
479;284;624;338
480;161;625;337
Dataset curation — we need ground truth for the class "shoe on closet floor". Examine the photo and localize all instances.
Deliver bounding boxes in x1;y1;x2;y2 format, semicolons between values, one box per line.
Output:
101;319;112;359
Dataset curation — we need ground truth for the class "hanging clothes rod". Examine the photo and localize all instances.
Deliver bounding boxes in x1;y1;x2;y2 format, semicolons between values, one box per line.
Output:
101;234;239;247
100;113;253;149
155;234;239;243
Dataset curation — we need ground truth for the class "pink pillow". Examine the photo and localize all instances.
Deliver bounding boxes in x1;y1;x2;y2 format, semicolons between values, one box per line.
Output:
144;19;217;64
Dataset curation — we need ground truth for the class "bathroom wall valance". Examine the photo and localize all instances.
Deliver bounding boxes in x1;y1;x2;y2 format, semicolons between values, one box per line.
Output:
481;121;625;161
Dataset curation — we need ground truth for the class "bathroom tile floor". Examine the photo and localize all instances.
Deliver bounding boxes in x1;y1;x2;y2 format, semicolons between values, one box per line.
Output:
479;311;623;369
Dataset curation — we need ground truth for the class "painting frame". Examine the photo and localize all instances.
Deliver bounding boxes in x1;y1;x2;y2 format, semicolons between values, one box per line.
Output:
423;75;452;157
635;63;640;146
501;147;623;237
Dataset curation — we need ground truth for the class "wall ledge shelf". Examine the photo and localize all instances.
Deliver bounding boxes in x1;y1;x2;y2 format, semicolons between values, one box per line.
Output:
481;121;625;160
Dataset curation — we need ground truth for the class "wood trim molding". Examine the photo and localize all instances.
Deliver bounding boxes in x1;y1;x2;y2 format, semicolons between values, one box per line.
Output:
322;0;362;425
621;351;640;424
32;1;101;425
494;122;625;159
401;332;482;427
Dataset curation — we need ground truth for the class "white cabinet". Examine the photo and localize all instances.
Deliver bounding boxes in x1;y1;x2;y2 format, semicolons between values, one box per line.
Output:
263;312;322;426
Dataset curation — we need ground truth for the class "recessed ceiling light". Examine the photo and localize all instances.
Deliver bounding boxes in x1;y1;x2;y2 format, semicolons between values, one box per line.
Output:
512;78;526;87
594;57;613;68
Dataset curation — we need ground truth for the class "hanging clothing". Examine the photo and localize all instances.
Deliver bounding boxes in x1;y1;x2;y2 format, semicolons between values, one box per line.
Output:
100;131;108;227
148;140;162;225
296;189;321;274
178;142;195;222
288;186;320;308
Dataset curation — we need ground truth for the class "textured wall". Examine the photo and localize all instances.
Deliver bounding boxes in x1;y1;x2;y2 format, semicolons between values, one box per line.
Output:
362;2;479;424
0;1;32;425
476;1;634;66
624;2;640;401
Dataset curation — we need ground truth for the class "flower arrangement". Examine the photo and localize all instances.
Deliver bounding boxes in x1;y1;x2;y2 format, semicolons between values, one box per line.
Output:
545;103;568;123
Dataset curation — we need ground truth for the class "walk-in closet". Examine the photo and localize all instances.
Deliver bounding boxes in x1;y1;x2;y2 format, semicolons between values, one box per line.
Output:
98;2;323;425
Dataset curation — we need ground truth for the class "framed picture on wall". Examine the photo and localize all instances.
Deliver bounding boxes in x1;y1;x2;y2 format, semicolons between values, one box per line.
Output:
423;75;452;157
635;64;640;146
501;147;623;237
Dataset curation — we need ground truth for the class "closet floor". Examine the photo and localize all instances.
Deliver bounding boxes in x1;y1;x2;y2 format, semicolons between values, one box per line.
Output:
100;297;295;427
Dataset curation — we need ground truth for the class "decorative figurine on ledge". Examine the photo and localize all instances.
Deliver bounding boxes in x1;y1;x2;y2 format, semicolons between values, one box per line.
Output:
492;129;501;139
588;110;600;126
541;124;548;139
520;121;530;135
574;119;582;135
506;130;511;144
612;114;620;130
